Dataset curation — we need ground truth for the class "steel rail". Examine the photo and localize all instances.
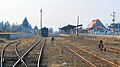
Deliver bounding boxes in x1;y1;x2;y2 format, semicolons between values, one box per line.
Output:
1;41;18;67
37;38;46;67
56;40;96;67
12;38;43;67
15;42;28;67
69;42;120;67
106;49;120;54
106;46;120;51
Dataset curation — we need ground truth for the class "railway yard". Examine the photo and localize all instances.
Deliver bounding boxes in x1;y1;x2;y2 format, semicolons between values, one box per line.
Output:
0;35;120;67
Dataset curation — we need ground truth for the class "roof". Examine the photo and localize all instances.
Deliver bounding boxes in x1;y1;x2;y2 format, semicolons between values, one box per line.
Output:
87;19;99;28
0;32;25;34
60;25;76;30
87;19;108;31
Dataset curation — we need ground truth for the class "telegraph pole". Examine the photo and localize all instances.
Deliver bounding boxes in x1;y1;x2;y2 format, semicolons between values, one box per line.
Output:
111;11;116;34
77;15;79;35
40;9;42;35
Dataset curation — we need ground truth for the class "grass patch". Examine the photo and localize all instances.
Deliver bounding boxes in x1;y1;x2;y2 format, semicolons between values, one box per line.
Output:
0;38;6;43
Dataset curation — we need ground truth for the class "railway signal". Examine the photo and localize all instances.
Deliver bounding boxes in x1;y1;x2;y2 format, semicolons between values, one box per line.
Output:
111;11;116;34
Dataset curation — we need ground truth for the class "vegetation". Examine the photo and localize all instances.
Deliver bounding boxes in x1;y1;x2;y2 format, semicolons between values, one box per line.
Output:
0;17;39;34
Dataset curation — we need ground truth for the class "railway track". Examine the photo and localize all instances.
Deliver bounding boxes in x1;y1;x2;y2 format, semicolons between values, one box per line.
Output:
1;35;45;67
13;37;46;67
56;39;120;67
1;41;18;67
1;36;120;67
37;38;46;67
56;39;96;67
15;42;28;67
63;36;120;65
105;46;120;54
40;37;89;67
56;40;92;67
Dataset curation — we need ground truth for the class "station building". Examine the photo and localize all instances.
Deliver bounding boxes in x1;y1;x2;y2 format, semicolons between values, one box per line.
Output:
87;19;108;34
108;23;120;33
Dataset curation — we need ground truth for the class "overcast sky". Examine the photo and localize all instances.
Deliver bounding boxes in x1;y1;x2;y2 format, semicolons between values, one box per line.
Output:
0;0;120;31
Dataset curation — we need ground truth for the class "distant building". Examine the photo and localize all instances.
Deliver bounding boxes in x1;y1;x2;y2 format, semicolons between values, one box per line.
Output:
87;19;108;34
59;25;76;34
108;23;120;33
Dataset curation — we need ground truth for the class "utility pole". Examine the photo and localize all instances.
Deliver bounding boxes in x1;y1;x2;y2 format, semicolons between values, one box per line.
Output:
40;9;42;35
77;16;79;35
111;11;116;34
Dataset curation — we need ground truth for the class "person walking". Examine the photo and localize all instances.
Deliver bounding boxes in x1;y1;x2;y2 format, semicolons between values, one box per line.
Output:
51;36;54;44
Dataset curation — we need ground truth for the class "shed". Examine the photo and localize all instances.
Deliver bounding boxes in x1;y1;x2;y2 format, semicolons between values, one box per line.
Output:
59;25;76;34
0;33;32;39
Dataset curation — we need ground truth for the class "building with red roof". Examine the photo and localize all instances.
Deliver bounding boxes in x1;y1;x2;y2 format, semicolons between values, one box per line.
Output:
87;19;108;34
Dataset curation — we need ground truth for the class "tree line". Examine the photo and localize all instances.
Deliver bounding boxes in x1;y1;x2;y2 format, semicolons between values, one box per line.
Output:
0;17;54;34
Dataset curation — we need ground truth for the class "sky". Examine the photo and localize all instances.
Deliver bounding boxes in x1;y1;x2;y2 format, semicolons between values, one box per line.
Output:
0;0;120;31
